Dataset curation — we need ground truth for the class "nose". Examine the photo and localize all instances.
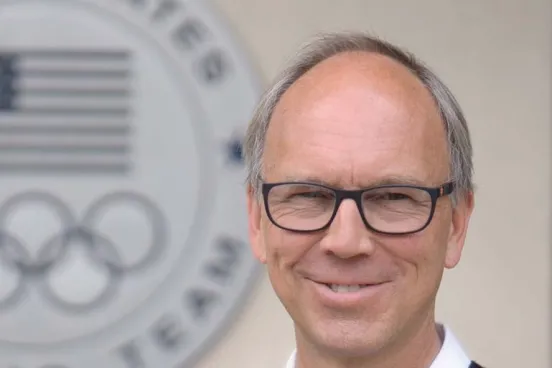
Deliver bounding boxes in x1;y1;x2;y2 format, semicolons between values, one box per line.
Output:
319;198;376;258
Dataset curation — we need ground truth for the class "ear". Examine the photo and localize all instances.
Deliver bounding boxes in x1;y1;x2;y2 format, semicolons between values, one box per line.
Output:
246;184;267;263
444;191;475;269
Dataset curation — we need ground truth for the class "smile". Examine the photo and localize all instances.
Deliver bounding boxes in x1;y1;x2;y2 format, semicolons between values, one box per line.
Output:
325;284;371;293
309;279;389;308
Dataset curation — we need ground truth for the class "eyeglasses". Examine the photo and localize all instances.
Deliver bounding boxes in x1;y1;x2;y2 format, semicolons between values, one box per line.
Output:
261;181;454;235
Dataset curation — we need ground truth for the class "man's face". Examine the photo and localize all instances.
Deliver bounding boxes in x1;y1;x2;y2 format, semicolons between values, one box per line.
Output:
247;52;474;357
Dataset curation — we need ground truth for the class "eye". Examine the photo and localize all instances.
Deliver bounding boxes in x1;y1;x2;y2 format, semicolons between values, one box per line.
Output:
381;192;410;200
293;191;332;200
367;192;410;201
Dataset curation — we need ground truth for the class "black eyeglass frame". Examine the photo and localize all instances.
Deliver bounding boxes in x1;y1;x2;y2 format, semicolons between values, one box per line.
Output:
261;181;455;235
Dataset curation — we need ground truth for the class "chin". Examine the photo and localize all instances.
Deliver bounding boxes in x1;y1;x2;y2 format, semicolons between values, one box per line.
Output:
301;315;395;358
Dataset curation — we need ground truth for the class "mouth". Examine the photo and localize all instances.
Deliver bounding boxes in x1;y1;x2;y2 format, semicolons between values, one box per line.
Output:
307;279;389;307
323;283;373;293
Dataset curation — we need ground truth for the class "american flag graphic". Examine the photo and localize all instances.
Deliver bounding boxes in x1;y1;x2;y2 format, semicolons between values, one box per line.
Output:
0;49;132;175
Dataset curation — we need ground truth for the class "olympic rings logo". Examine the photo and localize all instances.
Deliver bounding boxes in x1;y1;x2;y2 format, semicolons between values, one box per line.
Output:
0;191;166;313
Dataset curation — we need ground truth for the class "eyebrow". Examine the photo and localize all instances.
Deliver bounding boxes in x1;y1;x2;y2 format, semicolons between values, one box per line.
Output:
369;175;430;187
281;174;431;188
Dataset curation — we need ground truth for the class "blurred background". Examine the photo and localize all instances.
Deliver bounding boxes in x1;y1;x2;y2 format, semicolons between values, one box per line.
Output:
0;0;548;368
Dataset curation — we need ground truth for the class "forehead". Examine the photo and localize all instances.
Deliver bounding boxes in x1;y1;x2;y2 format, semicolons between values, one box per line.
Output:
264;52;449;187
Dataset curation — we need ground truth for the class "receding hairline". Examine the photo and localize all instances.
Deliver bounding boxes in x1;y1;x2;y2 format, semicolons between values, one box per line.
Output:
270;50;443;126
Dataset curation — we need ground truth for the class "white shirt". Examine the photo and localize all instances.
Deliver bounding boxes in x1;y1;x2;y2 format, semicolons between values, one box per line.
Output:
285;325;471;368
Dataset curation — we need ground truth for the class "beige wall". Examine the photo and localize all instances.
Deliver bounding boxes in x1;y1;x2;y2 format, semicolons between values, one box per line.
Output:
198;1;551;367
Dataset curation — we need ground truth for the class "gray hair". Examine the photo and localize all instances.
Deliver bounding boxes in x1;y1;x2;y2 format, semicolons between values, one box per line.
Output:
243;32;474;203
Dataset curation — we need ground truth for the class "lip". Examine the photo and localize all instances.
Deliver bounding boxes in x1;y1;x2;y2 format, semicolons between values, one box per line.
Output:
308;279;390;308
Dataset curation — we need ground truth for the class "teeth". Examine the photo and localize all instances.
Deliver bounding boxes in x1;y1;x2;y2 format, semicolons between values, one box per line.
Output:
328;284;366;293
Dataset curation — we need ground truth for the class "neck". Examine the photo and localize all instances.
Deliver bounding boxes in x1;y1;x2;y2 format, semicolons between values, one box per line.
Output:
294;316;443;368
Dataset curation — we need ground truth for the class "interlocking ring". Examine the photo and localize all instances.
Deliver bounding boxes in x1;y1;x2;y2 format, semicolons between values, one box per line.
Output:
0;190;167;313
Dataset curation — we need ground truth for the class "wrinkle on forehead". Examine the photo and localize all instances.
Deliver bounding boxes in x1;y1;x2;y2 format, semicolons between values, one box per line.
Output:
264;51;449;187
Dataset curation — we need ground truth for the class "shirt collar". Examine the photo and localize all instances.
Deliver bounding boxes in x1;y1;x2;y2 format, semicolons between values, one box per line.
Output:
285;325;471;368
430;325;471;368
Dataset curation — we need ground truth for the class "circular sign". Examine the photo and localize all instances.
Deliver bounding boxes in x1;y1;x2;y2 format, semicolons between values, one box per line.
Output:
0;0;261;367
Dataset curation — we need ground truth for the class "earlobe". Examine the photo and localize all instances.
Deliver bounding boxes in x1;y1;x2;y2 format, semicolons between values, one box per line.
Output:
445;192;475;269
246;185;267;264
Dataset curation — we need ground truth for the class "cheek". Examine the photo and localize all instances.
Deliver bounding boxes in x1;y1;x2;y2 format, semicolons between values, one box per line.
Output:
385;229;449;291
261;218;315;265
260;221;319;297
